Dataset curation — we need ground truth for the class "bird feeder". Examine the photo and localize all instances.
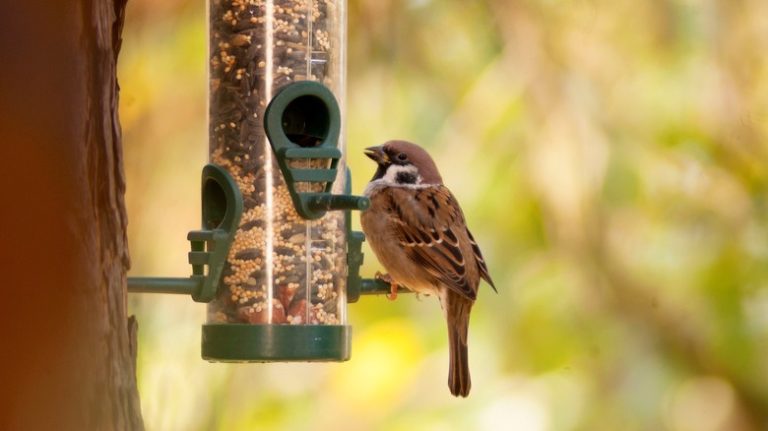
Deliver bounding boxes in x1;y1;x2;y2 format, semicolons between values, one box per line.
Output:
128;0;397;363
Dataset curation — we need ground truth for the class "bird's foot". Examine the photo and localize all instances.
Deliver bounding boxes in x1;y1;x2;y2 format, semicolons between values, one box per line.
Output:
375;272;399;301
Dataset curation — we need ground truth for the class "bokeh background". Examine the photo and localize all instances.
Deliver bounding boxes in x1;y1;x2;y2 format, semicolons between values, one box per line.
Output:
120;1;768;430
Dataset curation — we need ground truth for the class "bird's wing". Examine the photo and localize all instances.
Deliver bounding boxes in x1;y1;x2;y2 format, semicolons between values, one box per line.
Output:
466;228;496;292
385;185;478;300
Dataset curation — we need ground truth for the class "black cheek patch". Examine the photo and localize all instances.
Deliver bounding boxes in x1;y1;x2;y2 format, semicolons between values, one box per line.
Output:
396;171;418;184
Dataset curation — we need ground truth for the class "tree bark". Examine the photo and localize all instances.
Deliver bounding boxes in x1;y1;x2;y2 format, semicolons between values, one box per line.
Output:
0;0;143;430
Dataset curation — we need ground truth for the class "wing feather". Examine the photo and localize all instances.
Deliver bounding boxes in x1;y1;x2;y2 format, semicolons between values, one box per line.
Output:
385;186;478;300
467;228;496;291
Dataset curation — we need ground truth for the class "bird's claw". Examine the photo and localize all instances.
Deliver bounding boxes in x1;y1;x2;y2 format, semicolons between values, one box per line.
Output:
387;285;398;301
375;272;399;301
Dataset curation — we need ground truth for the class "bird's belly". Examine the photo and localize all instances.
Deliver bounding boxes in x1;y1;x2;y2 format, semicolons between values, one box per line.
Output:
361;211;438;296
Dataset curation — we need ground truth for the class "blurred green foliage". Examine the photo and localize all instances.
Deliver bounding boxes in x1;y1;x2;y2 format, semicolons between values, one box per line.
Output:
121;0;768;430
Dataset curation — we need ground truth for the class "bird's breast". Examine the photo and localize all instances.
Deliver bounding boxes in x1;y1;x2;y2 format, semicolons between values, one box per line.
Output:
360;188;439;296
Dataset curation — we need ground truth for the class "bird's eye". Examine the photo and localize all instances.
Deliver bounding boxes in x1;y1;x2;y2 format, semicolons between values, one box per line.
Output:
396;153;408;162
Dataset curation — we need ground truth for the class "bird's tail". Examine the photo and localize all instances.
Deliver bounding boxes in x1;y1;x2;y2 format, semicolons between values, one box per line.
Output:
447;296;472;397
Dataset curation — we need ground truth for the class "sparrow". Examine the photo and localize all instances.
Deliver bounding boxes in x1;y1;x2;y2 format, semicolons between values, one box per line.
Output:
360;140;496;397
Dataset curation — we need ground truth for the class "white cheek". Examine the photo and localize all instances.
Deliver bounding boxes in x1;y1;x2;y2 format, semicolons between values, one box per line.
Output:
366;164;434;193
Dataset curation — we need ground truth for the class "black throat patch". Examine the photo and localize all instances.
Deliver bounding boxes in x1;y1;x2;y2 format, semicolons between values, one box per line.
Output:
372;164;388;181
396;171;418;184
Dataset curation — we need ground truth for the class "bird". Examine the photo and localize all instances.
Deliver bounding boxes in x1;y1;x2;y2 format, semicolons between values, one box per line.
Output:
360;140;496;397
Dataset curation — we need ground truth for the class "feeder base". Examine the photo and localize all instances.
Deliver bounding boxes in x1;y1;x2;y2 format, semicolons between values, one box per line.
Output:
202;324;350;362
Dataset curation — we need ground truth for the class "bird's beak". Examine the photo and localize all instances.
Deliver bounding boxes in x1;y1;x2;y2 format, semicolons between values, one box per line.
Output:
364;145;389;164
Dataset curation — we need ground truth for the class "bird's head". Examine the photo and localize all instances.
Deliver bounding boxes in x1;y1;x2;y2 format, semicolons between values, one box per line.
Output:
364;140;443;186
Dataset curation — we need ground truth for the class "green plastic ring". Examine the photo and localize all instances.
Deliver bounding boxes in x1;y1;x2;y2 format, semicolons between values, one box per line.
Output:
202;324;351;362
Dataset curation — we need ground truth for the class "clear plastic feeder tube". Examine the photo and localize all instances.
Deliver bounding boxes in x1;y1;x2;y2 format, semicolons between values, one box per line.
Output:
208;0;347;327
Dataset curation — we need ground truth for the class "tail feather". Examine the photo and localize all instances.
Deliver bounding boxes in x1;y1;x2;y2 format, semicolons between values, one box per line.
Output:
448;325;471;397
447;295;471;397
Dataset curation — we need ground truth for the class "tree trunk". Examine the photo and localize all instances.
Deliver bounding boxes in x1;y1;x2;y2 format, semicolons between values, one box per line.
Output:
0;0;143;430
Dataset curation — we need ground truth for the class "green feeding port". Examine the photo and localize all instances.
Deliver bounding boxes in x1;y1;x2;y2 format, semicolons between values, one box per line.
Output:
282;95;331;148
127;164;243;303
264;81;370;220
